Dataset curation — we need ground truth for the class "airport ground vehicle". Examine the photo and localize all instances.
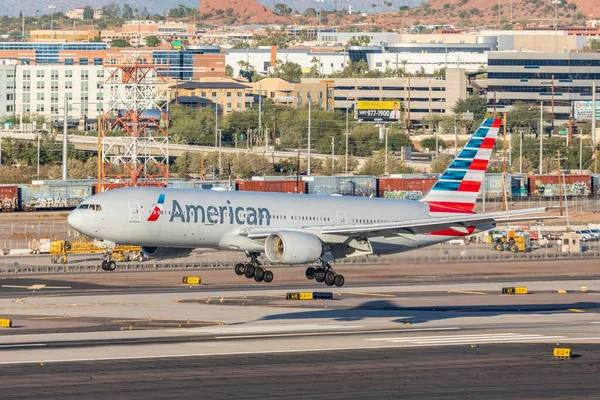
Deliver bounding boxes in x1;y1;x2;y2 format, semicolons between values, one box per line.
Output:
488;229;531;253
575;230;594;242
49;240;143;269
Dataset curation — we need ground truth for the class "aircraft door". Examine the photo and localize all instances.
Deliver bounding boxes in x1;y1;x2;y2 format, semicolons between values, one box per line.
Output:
336;211;347;225
128;202;141;223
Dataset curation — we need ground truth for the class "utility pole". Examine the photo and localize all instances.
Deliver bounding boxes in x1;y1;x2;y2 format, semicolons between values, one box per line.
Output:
502;113;508;211
62;96;68;180
345;105;349;174
453;114;458;157
557;150;564;216
307;99;312;175
37;132;41;179
258;82;262;150
593;82;597;146
539;101;544;174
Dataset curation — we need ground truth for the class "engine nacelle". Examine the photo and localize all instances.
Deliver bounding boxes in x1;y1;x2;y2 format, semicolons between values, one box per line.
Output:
264;231;323;264
140;246;194;259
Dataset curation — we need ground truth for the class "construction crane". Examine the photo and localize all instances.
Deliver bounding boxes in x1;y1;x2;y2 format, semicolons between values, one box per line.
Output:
49;240;143;270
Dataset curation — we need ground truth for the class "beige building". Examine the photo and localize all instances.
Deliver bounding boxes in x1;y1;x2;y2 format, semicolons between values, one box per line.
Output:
29;29;98;43
66;7;103;21
303;68;468;123
169;78;253;117
247;78;332;110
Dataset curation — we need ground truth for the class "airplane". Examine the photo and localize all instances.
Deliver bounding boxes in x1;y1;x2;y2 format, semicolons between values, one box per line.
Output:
68;117;546;287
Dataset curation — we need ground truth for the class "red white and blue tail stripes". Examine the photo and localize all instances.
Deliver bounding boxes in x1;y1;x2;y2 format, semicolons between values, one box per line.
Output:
423;118;501;213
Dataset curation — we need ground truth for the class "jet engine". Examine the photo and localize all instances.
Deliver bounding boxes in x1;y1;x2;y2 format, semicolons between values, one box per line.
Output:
141;247;194;259
264;231;323;264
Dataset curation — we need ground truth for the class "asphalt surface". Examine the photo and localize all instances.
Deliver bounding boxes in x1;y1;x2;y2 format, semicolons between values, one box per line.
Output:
1;345;599;399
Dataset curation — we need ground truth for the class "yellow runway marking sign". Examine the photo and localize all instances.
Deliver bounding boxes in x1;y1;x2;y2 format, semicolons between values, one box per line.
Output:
0;319;12;328
554;348;572;358
502;287;528;295
182;277;201;285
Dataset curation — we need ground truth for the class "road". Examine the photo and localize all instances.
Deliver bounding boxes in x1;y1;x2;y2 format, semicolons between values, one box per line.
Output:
0;264;599;398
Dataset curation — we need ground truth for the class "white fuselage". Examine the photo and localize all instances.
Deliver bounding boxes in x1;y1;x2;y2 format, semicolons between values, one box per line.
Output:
68;187;484;257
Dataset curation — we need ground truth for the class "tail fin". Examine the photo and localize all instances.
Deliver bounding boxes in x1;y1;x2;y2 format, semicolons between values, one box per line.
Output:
422;117;502;213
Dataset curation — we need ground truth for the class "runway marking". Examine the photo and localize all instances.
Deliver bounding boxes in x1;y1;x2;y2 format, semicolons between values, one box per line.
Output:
2;285;71;290
568;309;585;313
350;292;396;298
366;333;564;345
213;327;461;340
0;344;47;349
0;335;570;366
30;316;80;320
447;290;486;295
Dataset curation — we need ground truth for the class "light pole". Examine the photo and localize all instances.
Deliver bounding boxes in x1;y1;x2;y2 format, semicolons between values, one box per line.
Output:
579;127;583;175
218;128;222;177
518;130;524;174
330;136;335;175
384;127;389;176
307;99;311;175
49;5;56;31
539;101;544;174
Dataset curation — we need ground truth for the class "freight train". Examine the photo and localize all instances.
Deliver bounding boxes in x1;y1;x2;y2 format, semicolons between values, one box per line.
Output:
1;173;598;213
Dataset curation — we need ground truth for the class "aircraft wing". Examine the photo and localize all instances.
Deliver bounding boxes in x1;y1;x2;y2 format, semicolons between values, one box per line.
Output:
244;207;548;239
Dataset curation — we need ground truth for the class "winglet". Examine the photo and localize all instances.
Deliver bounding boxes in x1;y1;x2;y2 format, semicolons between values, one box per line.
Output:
423;117;502;213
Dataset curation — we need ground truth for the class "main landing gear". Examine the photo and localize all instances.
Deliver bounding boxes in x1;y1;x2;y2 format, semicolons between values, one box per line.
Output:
305;262;345;287
234;252;274;283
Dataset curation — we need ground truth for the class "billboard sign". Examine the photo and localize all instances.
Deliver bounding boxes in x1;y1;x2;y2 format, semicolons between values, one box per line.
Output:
357;101;402;122
572;101;600;121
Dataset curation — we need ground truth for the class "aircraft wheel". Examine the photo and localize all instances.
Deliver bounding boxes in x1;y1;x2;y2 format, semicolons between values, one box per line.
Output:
106;261;117;271
325;271;337;286
315;268;325;283
305;267;316;280
101;260;108;271
254;266;265;282
334;274;345;287
244;263;255;279
264;270;274;283
234;263;245;276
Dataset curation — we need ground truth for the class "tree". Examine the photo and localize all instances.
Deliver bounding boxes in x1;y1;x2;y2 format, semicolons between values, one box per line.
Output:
430;154;453;174
269;60;302;82
452;95;488;131
347;35;372;46
225;64;234;77
144;35;161;47
110;39;130;48
506;101;552;131
83;6;94;20
359;151;413;176
122;4;134;19
303;7;317;17
274;3;292;16
587;40;600;50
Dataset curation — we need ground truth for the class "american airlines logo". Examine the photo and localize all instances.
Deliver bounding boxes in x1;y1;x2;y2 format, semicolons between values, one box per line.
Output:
147;194;166;222
170;200;271;226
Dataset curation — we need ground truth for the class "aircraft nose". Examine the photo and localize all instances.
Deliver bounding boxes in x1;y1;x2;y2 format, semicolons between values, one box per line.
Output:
67;210;82;232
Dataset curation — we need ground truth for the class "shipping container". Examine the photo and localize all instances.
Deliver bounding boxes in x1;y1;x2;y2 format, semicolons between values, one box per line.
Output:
236;180;305;193
528;174;592;197
377;178;437;199
510;175;528;198
0;185;18;212
479;173;511;199
304;176;377;197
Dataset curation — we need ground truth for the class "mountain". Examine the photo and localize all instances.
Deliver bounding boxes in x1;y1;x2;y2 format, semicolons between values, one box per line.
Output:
3;0;199;17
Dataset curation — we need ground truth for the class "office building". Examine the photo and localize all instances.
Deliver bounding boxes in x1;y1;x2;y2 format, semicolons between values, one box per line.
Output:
486;51;600;124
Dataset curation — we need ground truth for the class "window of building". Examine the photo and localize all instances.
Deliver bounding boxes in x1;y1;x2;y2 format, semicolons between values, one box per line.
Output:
65;70;73;78
6;93;14;101
81;71;89;80
36;81;44;89
23;93;30;103
65;82;73;89
66;93;73;100
212;92;217;97
51;70;58;80
65;58;74;65
80;58;88;65
226;92;232;98
201;91;206;97
6;105;14;112
36;70;45;78
96;70;104;78
23;71;30;80
51;82;58;91
94;58;103;66
36;104;44;112
37;93;44;101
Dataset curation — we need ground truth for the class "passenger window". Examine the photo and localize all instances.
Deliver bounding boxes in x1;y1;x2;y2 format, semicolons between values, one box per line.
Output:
80;204;89;209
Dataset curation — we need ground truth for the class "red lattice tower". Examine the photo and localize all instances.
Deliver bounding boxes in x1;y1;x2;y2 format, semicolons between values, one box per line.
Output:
98;51;169;192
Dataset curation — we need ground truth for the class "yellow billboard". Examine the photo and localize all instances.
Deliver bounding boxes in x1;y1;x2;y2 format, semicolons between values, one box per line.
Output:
357;100;402;122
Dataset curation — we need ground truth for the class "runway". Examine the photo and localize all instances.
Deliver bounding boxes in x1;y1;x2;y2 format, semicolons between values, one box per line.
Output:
1;264;600;398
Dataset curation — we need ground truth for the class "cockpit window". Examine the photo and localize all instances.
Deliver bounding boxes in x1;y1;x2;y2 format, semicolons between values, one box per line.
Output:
79;204;101;211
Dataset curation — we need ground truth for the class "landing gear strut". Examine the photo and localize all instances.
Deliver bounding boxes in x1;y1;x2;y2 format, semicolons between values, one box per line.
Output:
234;252;274;283
306;262;345;287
